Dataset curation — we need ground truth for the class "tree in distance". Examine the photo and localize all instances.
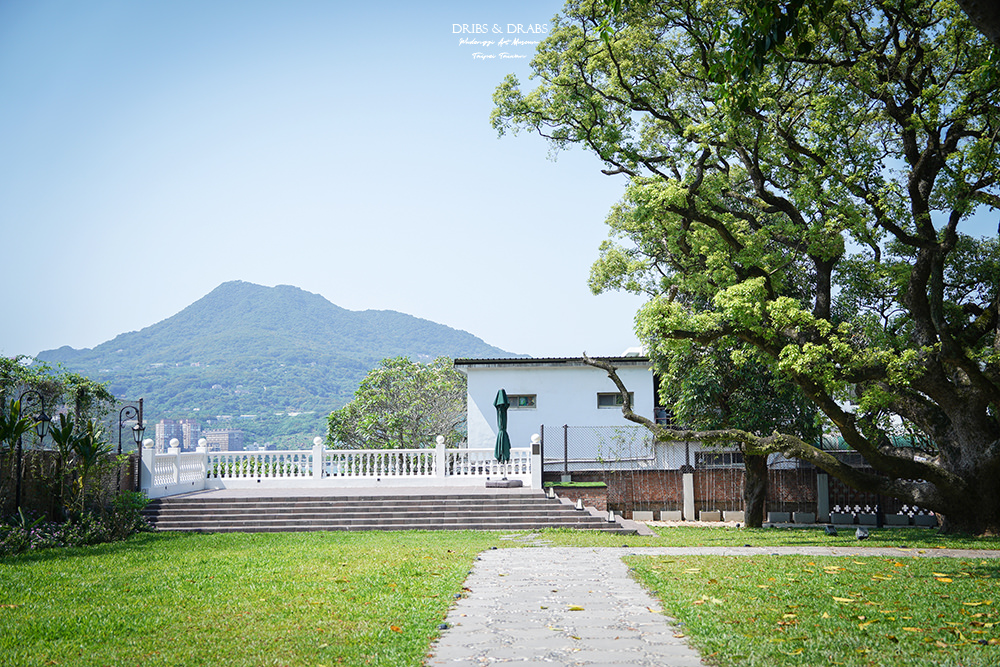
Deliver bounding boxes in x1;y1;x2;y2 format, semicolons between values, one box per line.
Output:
494;0;1000;532
327;357;466;449
653;340;822;527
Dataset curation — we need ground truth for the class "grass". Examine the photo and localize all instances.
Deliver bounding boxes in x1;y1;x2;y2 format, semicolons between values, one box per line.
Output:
628;553;1000;666
0;531;499;667
521;524;1000;550
1;525;999;667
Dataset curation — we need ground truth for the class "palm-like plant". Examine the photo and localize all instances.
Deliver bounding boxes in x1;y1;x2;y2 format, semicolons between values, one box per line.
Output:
47;413;77;515
0;399;37;450
71;419;113;513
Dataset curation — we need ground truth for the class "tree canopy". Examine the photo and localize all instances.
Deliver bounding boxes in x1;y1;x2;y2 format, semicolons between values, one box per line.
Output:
494;0;1000;532
326;357;466;449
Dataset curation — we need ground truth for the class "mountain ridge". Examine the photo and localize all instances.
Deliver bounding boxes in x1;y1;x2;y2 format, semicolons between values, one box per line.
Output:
36;281;517;445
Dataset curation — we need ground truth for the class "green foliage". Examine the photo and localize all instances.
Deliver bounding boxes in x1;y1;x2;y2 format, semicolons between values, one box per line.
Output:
0;400;37;452
494;0;1000;532
328;357;467;449
656;341;821;440
68;420;115;513
0;356;113;429
0;502;152;557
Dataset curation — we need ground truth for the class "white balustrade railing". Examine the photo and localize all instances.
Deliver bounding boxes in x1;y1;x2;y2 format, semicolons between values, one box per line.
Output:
325;449;437;478
141;435;542;498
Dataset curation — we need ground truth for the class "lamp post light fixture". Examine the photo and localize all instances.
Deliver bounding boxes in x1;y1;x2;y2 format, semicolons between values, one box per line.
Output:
15;389;51;514
132;421;146;490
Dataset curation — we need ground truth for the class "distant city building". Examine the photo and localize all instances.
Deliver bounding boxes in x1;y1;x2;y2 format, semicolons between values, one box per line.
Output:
154;419;183;453
180;419;201;451
203;428;245;452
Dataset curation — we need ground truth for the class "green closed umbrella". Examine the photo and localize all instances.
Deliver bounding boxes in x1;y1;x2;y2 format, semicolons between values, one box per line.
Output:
493;388;511;465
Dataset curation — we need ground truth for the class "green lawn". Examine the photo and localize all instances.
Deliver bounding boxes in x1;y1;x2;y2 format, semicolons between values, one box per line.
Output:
530;524;1000;550
1;526;999;667
0;531;499;667
628;553;1000;667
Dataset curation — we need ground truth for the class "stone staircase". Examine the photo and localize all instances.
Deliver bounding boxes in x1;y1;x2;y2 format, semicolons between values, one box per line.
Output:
142;492;636;534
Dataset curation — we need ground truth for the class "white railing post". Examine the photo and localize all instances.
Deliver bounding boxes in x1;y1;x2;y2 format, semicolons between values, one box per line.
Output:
168;438;181;485
530;433;542;489
140;439;156;493
196;438;208;479
435;436;446;479
312;436;325;481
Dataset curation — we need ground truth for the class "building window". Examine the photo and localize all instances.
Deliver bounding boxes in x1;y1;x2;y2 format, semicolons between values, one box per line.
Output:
695;451;744;468
597;392;633;408
508;394;536;410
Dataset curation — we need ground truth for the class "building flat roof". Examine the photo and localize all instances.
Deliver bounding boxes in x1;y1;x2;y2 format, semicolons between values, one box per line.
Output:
453;356;649;369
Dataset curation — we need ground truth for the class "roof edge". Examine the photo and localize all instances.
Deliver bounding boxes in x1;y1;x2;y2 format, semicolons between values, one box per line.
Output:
454;356;650;367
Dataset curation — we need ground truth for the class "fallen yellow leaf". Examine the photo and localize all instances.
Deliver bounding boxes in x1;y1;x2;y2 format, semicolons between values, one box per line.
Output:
936;577;953;583
963;600;993;606
833;597;856;603
568;605;585;611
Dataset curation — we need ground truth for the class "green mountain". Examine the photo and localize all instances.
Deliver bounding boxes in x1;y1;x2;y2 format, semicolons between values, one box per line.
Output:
36;281;515;446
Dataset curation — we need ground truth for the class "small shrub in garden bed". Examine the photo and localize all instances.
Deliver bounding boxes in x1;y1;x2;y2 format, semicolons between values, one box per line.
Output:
0;491;153;557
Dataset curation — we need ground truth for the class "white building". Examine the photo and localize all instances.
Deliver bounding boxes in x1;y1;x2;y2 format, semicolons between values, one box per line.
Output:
454;354;737;472
454;355;657;451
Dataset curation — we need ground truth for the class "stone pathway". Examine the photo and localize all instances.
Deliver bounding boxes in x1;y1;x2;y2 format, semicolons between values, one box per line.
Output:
426;546;703;666
426;544;1000;666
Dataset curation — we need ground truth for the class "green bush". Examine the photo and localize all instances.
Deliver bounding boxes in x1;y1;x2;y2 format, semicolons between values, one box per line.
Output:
0;491;153;557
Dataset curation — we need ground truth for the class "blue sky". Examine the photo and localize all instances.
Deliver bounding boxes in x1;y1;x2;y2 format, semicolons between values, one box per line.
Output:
1;2;995;361
0;0;644;359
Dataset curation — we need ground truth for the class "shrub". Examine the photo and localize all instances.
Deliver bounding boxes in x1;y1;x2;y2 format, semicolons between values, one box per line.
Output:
0;492;153;557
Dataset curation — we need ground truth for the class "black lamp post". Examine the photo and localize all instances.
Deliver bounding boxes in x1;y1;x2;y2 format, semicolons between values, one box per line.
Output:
15;389;51;514
117;403;143;493
118;398;144;493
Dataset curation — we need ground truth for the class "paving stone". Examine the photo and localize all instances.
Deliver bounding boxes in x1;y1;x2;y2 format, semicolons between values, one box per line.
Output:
426;548;704;667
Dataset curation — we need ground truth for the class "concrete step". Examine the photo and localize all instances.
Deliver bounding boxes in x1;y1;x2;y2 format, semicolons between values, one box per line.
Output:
149;523;627;533
142;492;632;534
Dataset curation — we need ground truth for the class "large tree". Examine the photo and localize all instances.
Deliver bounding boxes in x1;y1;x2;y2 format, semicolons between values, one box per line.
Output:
327;357;466;449
494;0;1000;532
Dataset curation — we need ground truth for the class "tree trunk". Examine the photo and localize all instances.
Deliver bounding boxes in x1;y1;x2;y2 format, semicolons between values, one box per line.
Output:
744;453;768;528
955;0;1000;50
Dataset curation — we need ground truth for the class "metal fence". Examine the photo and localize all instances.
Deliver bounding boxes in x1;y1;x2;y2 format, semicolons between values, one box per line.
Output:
541;425;654;473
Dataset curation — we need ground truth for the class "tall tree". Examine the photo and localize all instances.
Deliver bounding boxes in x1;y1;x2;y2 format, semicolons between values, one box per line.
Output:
495;0;1000;532
652;341;822;527
327;357;466;449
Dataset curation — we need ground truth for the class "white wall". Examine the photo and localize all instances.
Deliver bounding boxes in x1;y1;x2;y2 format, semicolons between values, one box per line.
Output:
460;361;654;450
